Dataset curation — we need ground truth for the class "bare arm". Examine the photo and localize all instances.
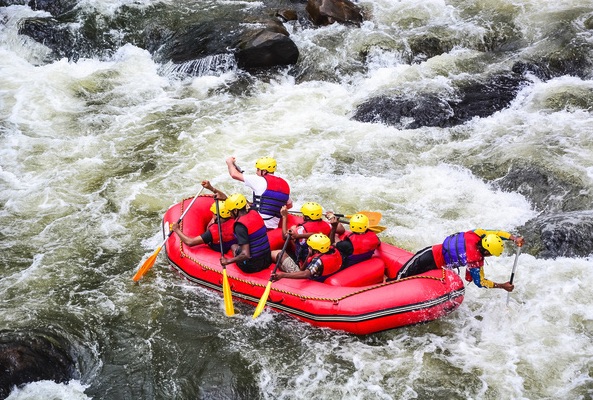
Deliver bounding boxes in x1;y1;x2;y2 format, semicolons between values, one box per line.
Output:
272;269;312;281
326;213;341;245
172;223;205;246
226;157;244;182
202;180;227;200
220;243;250;266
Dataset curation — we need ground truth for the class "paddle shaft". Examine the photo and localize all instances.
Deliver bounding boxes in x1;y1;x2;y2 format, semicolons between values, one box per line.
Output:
215;199;225;256
252;235;291;319
506;246;522;305
164;187;206;240
133;186;205;281
271;235;291;279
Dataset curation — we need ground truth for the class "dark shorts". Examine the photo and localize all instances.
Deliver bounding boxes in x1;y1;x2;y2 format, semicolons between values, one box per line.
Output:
234;248;272;273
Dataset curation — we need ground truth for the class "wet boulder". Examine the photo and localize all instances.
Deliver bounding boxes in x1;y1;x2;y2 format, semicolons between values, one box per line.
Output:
18;17;96;61
0;0;26;6
276;9;298;23
494;162;593;213
353;72;529;129
353;94;454;129
519;211;593;258
306;0;363;27
234;22;299;70
407;33;453;63
16;2;301;72
0;330;76;399
27;0;78;16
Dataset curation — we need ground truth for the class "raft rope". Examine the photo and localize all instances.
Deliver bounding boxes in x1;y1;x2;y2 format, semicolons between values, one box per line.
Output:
175;198;449;304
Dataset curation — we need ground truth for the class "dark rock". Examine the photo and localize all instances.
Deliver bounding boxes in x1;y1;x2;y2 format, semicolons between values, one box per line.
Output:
18;16;103;61
512;61;553;81
353;72;529;129
520;211;593;258
0;330;76;399
235;26;299;69
408;34;452;63
494;162;593;213
27;0;78;16
0;0;27;7
276;9;298;22
156;20;238;64
306;0;363;27
353;95;454;129
448;74;529;124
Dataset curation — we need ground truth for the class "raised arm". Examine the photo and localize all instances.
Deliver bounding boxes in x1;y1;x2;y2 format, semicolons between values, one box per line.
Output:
202;180;227;200
226;156;245;182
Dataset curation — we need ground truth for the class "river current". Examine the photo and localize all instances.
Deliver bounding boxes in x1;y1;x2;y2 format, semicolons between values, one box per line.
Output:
1;0;592;399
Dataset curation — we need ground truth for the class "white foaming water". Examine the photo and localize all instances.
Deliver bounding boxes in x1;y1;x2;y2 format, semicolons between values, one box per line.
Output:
5;381;90;400
1;0;592;399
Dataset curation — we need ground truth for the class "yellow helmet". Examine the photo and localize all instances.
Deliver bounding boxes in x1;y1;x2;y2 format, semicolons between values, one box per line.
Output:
301;202;323;220
349;213;369;233
255;157;277;173
307;233;331;253
481;234;504;256
210;200;231;218
225;193;247;211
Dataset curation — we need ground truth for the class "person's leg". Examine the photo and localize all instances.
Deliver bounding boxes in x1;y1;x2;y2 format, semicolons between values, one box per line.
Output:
279;256;299;273
395;246;437;280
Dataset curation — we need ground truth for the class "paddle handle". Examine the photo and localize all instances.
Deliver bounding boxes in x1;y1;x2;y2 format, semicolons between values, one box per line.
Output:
506;246;522;305
233;162;244;173
178;187;205;222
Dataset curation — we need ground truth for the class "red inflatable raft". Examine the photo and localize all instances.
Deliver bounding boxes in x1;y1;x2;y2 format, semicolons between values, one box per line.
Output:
162;195;465;335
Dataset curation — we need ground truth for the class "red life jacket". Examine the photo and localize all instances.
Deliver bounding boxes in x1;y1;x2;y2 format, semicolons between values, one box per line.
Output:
300;220;332;236
294;220;333;263
306;247;342;277
234;209;270;258
343;231;380;266
207;218;237;252
252;175;290;218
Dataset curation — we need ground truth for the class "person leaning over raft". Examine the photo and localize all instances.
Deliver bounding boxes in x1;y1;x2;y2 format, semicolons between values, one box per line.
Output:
171;181;237;253
271;233;342;281
226;156;292;230
393;229;525;291
220;193;272;273
331;213;381;268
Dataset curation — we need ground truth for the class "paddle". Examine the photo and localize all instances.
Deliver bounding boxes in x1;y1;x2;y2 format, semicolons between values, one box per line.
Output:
506;245;522;306
334;210;382;226
337;218;386;233
133;187;205;282
290;210;382;227
252;235;291;319
216;199;235;317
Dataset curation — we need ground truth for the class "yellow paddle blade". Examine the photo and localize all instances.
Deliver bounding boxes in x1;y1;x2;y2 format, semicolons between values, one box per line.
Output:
252;281;273;319
368;225;387;233
344;211;382;226
133;246;162;282
359;211;382;226
222;269;235;317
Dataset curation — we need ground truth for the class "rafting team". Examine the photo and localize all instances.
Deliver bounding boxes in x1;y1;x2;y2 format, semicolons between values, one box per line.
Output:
172;156;525;294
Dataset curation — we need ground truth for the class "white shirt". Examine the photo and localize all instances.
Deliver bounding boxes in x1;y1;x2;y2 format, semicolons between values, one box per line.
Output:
243;174;279;229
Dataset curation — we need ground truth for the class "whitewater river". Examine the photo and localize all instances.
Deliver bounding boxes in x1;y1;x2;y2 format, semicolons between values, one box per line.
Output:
1;0;592;399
